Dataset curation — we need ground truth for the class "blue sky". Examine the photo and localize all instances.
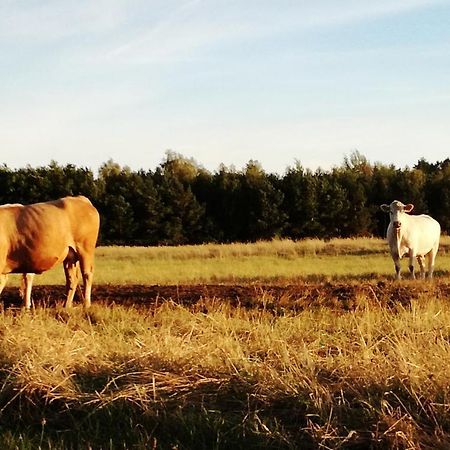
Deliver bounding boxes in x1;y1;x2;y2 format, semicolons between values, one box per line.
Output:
1;0;449;174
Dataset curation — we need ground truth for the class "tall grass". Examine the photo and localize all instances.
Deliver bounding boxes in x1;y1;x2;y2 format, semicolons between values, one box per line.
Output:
1;295;450;448
98;235;450;259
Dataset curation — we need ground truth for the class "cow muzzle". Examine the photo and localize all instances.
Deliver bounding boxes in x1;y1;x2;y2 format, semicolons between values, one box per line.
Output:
393;221;401;229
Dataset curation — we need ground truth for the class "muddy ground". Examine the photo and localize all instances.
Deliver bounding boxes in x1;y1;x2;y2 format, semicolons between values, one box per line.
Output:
2;280;450;311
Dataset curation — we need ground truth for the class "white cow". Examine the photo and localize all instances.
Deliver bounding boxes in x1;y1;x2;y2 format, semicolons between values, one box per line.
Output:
380;200;440;279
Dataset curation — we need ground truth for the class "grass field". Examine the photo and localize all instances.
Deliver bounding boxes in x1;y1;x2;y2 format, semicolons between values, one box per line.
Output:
1;237;450;449
7;235;450;286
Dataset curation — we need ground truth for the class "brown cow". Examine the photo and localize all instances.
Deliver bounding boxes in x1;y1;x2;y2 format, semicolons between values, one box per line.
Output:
0;196;100;308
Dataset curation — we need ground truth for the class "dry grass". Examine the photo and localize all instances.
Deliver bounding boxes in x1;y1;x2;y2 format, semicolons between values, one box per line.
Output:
95;237;390;260
1;294;450;448
96;235;450;259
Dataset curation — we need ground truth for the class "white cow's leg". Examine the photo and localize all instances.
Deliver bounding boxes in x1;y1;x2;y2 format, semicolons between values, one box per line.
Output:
427;246;438;279
392;253;401;280
417;255;426;279
408;252;416;279
22;273;35;309
0;274;8;296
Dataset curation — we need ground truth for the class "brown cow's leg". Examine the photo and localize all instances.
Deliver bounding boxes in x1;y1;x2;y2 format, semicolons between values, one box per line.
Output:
64;248;79;308
79;254;94;308
64;261;79;308
22;273;35;309
0;274;7;296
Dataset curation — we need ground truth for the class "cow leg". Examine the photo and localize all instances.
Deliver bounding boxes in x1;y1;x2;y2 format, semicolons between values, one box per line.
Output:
392;252;401;280
22;273;35;309
0;274;7;296
79;253;94;308
417;255;426;279
408;252;416;279
427;246;439;279
64;248;79;308
64;262;79;308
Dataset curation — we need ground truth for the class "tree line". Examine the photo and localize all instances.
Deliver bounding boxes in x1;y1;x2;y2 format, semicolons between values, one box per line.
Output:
0;152;449;245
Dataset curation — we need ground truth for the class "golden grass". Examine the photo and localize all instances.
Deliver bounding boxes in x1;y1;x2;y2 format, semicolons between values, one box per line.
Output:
95;235;450;259
1;296;450;448
95;236;389;260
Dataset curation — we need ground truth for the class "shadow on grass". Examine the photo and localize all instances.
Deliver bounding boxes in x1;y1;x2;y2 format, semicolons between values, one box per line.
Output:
0;364;312;449
2;365;450;449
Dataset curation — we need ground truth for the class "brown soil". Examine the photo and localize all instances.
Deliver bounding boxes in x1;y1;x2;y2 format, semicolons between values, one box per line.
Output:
2;280;450;311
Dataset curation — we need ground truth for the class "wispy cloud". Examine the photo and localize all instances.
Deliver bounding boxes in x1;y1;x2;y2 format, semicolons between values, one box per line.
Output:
106;0;232;64
103;0;447;64
0;0;149;42
293;0;447;28
1;0;445;61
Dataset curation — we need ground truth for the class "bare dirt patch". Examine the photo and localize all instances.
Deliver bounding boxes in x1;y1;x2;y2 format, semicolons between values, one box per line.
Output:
2;280;450;311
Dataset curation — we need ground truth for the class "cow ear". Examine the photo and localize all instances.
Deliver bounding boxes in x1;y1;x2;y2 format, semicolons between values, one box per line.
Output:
380;204;390;212
404;204;414;212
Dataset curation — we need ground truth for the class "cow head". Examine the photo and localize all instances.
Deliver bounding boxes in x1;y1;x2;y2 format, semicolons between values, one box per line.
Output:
380;200;414;230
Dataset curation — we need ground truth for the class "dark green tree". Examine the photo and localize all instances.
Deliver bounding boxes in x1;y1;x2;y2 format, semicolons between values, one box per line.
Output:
206;161;285;242
153;154;207;245
335;152;373;236
0;165;16;204
97;160;161;245
426;159;450;233
207;166;243;242
280;162;321;238
241;161;286;241
314;170;350;238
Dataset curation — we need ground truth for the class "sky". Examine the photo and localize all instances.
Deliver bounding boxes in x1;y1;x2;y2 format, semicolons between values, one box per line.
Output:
1;0;450;175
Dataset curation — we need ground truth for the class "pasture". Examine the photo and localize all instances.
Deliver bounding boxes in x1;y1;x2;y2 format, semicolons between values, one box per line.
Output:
1;237;450;449
8;235;450;286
